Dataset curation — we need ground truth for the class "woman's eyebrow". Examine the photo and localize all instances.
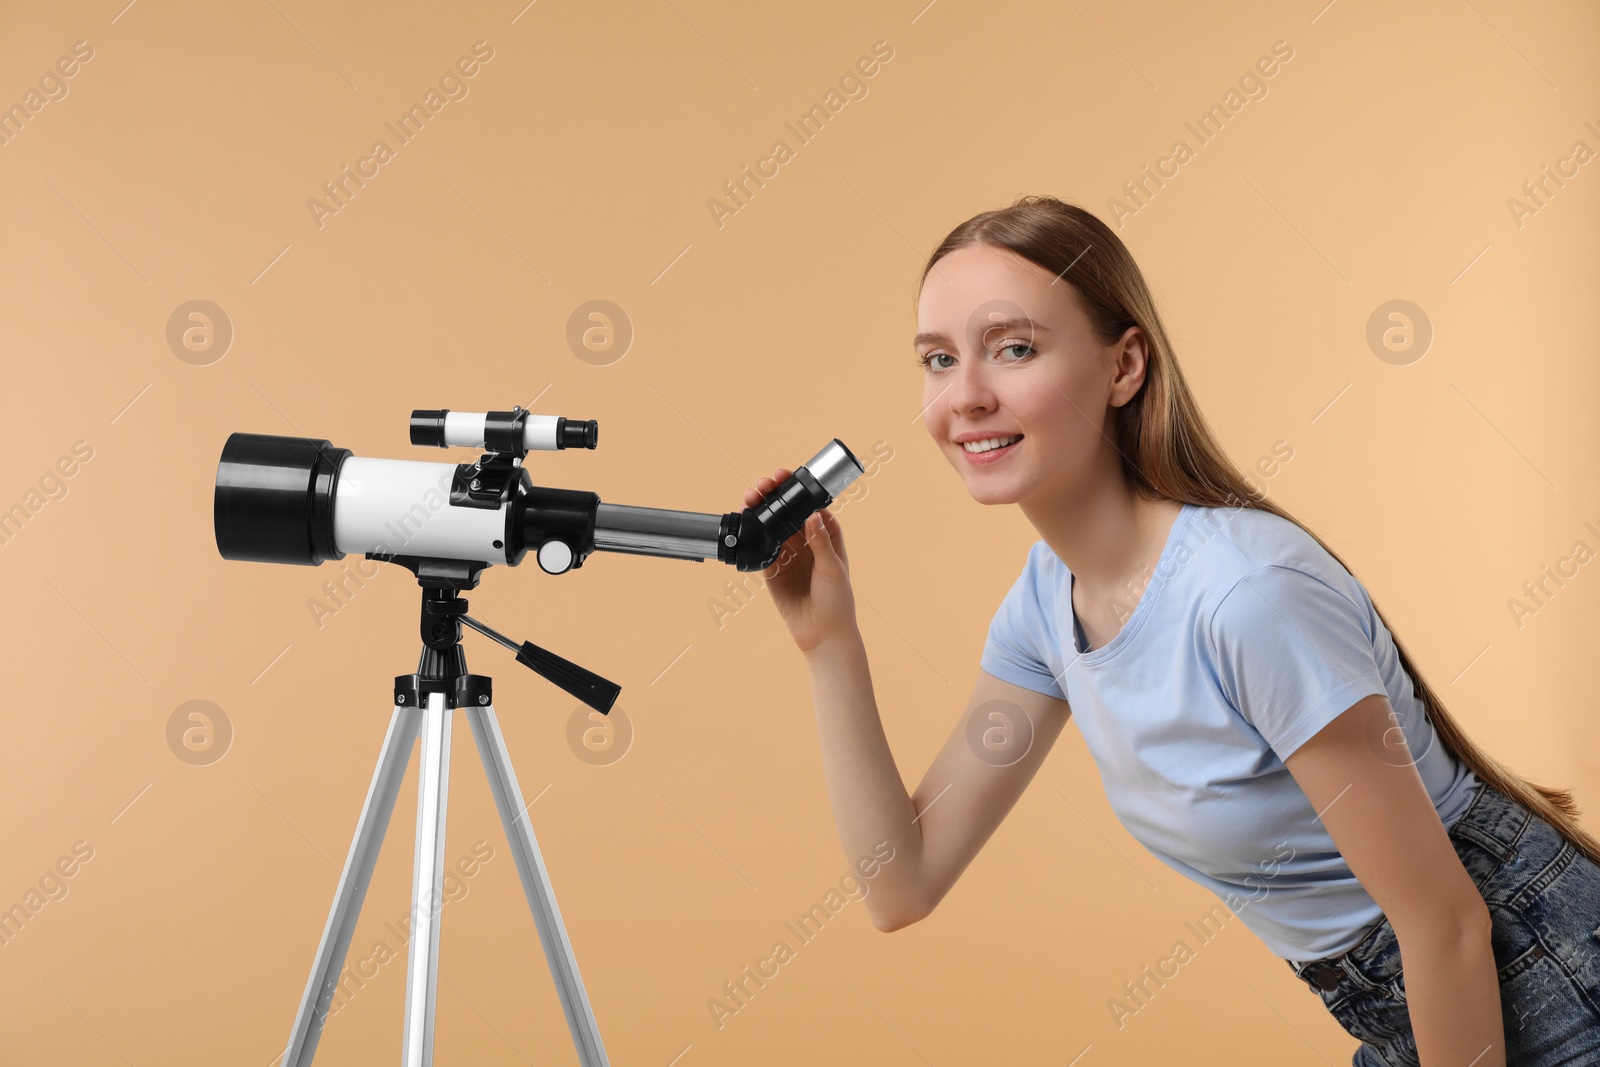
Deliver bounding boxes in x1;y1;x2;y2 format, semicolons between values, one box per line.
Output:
914;319;1052;348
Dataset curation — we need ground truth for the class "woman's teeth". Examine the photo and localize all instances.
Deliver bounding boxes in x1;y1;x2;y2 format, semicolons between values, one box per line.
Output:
962;434;1022;453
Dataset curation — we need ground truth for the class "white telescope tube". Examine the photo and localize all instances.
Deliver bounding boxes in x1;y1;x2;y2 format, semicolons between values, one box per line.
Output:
333;457;513;565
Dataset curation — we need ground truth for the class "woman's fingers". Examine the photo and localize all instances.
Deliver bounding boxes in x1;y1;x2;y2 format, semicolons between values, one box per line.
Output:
745;475;774;506
744;468;798;510
746;469;792;504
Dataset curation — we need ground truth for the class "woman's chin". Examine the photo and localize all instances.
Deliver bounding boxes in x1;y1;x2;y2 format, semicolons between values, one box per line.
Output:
964;476;1027;506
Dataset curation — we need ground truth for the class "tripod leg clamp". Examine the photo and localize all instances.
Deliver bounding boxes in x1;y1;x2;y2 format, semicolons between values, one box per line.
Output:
395;674;493;709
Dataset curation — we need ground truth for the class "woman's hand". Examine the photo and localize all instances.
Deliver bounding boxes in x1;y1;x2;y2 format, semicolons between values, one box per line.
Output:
742;468;858;655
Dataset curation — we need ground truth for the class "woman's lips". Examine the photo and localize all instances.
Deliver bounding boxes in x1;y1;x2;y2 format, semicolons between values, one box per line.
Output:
961;436;1022;465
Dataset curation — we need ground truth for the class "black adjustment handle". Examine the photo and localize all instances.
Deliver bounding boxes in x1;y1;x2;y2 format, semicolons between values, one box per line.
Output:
459;613;620;714
515;640;620;714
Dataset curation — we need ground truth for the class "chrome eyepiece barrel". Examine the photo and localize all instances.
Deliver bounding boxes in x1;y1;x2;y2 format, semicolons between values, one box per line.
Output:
592;503;725;561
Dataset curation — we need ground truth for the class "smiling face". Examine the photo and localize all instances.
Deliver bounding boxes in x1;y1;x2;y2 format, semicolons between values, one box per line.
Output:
915;242;1148;507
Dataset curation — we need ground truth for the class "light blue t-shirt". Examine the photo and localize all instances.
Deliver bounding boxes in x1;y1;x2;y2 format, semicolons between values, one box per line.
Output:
980;501;1481;961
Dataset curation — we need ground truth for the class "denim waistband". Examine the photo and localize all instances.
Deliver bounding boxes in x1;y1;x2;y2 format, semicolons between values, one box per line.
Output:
1286;778;1520;985
1440;776;1530;865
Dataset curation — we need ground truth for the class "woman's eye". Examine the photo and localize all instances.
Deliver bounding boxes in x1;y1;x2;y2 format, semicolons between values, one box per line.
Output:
915;342;1034;371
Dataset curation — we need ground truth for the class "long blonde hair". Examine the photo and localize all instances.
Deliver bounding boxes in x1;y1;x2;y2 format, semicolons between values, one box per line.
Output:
920;194;1600;867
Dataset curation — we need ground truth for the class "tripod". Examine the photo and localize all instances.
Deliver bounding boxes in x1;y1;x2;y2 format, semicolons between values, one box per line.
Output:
281;556;620;1067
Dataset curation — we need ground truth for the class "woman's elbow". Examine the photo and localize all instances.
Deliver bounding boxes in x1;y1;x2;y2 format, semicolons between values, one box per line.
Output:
870;897;930;933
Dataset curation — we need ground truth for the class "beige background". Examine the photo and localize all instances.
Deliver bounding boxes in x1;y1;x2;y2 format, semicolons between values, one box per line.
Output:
2;0;1598;1063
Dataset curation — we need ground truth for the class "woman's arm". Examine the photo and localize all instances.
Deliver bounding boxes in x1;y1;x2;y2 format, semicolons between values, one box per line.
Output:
1390;918;1502;1066
745;480;1074;932
1284;693;1505;1067
804;629;1072;931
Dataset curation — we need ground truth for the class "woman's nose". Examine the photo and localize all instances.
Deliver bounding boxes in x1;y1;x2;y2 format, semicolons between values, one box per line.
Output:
947;361;996;415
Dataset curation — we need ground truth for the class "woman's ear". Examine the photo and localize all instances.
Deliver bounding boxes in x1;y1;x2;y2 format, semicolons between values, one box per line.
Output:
1107;325;1149;409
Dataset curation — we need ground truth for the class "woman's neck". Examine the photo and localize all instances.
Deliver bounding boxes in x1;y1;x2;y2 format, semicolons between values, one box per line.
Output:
1021;482;1183;601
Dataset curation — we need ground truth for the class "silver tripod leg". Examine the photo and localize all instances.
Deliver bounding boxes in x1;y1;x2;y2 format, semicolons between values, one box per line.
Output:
466;704;610;1067
402;691;452;1067
283;703;423;1067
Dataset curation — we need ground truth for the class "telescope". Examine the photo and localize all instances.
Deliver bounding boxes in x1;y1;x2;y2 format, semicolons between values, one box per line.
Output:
214;406;864;575
211;408;865;1067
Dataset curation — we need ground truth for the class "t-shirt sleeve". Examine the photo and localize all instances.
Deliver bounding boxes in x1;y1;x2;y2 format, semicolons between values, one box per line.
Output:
980;547;1067;700
1207;563;1390;759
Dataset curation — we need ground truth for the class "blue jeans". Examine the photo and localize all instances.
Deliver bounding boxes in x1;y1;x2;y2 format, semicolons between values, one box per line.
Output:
1284;780;1600;1066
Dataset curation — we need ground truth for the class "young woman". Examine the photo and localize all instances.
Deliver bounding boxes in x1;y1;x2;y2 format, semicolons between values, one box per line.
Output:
742;196;1600;1067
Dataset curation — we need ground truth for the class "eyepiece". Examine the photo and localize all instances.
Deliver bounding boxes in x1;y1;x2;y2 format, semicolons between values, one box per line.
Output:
410;410;449;448
724;439;867;571
801;439;863;500
558;417;598;449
